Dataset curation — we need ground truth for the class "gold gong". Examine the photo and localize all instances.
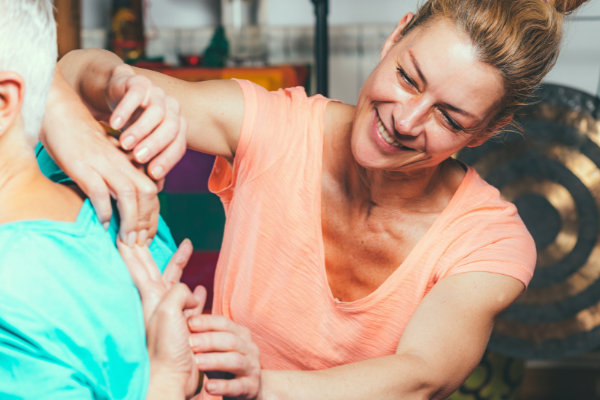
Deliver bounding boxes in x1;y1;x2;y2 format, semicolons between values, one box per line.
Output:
456;84;600;360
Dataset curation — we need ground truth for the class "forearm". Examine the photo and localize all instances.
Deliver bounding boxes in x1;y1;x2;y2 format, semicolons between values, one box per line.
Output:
260;354;447;400
58;49;126;118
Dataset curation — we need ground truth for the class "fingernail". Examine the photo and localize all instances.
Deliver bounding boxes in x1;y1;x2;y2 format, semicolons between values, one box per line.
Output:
137;229;148;245
127;231;137;247
122;135;135;150
135;147;149;163
188;318;200;328
120;230;127;243
102;222;110;231
206;383;216;392
151;165;164;179
112;116;123;129
146;238;153;247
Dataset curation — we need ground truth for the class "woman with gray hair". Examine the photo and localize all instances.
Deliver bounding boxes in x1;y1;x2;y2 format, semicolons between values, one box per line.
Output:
0;1;200;399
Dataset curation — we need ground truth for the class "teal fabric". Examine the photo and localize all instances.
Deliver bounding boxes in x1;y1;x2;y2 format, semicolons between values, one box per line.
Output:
0;200;148;399
35;143;177;272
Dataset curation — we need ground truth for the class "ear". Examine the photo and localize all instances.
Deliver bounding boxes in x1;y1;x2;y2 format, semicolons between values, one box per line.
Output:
467;114;513;147
381;13;414;60
0;71;25;137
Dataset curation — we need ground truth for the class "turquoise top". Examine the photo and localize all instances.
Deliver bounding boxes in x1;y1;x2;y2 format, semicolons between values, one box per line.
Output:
35;143;177;271
0;200;149;399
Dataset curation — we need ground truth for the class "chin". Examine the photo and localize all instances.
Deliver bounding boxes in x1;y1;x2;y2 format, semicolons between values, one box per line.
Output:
350;134;391;171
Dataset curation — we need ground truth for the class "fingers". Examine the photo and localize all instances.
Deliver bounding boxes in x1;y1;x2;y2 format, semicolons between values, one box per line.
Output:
160;283;200;313
75;166;113;229
133;177;159;245
129;96;179;164
162;239;194;288
189;332;248;354
204;377;259;398
146;114;188;181
188;315;253;341
117;239;150;289
195;352;252;376
184;285;208;319
107;168;139;245
109;74;154;132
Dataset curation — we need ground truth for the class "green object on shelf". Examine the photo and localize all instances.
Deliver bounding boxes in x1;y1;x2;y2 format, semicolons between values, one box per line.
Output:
159;192;226;251
449;351;525;400
202;26;230;68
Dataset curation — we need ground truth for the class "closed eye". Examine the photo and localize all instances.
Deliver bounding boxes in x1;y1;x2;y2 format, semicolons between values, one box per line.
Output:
397;68;417;89
441;110;464;132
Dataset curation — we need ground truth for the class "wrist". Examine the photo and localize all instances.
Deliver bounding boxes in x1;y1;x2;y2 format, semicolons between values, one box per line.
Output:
147;366;187;400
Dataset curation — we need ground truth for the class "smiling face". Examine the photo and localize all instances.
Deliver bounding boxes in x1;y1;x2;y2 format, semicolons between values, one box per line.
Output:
351;16;507;173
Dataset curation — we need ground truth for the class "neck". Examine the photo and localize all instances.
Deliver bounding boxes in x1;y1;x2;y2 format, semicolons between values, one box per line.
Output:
348;159;457;211
0;125;44;205
0;124;83;225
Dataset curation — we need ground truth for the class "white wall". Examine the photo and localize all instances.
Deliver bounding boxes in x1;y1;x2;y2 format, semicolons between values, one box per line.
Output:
81;0;600;99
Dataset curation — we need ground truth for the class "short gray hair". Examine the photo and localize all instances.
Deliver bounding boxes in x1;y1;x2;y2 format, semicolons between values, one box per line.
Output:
0;0;57;144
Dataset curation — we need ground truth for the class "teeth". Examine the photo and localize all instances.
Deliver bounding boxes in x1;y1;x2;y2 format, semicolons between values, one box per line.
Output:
377;116;396;144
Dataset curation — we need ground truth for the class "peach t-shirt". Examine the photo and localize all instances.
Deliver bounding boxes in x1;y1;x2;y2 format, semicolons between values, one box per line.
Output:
207;79;535;380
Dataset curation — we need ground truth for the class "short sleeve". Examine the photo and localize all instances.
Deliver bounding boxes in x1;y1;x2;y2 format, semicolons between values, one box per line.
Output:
209;79;328;202
442;220;536;288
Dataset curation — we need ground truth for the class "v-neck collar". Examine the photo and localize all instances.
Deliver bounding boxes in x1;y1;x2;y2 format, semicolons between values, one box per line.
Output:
315;149;473;311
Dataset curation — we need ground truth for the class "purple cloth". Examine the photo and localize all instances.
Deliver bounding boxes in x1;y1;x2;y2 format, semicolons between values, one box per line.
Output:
164;150;216;193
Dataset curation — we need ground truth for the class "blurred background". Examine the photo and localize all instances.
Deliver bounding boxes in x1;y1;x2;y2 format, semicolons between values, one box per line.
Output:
53;1;600;399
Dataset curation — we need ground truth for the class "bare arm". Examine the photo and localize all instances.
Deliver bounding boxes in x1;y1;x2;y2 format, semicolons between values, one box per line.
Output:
58;48;244;163
189;272;524;400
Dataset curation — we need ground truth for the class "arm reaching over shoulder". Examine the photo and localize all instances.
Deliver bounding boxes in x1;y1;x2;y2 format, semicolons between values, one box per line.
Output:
41;69;165;246
58;48;244;163
187;272;524;400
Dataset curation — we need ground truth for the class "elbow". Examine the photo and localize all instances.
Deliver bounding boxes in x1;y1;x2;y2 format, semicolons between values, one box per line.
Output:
392;353;456;400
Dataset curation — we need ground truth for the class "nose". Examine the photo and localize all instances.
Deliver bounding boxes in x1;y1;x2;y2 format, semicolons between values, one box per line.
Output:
393;97;429;137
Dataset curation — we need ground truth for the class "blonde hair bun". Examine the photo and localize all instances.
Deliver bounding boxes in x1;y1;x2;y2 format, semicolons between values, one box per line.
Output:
551;0;590;14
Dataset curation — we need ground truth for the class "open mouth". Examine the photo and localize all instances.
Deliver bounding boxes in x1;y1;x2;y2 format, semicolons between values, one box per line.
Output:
376;115;416;151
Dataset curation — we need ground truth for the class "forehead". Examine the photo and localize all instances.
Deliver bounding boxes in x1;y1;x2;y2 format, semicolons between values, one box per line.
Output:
395;19;505;120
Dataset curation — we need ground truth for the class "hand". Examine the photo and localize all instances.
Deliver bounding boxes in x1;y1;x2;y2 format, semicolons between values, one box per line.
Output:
42;70;163;245
117;238;195;323
105;64;187;181
188;315;262;400
146;283;205;400
117;239;204;398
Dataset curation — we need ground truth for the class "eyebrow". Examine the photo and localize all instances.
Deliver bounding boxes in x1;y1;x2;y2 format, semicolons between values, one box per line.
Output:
407;50;481;124
409;51;427;87
439;102;478;121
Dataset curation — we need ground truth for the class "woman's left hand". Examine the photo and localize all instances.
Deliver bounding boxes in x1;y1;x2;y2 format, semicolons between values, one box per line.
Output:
188;315;262;400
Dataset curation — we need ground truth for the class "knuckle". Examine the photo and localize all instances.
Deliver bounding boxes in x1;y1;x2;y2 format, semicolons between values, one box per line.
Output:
139;182;158;197
232;354;245;369
116;184;137;198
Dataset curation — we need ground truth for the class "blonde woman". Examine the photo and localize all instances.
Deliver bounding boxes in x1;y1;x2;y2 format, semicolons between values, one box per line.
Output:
48;0;589;398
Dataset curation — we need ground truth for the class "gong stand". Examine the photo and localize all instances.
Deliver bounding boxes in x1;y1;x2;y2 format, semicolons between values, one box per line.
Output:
310;0;329;97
